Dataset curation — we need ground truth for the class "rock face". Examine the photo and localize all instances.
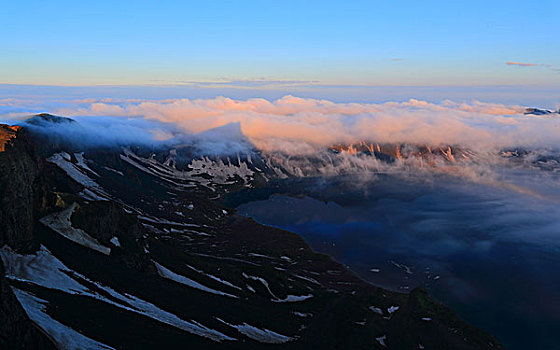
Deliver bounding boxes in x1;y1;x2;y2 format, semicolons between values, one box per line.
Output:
0;125;21;152
0;125;43;251
0;125;55;349
70;201;156;273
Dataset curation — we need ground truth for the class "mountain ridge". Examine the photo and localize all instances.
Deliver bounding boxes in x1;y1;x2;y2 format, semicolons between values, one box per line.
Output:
0;115;504;349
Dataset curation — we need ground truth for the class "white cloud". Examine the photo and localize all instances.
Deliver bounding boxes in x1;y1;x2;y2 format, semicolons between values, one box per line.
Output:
46;95;560;154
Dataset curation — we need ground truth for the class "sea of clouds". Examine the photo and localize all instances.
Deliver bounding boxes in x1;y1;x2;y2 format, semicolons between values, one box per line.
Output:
2;94;559;155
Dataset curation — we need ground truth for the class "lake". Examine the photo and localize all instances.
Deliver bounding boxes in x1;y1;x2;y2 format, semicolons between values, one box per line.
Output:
236;175;560;350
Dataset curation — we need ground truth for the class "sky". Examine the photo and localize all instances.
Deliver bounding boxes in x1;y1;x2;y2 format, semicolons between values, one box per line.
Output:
1;0;559;87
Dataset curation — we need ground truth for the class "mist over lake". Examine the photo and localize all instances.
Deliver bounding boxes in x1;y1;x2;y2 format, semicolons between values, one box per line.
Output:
236;173;560;350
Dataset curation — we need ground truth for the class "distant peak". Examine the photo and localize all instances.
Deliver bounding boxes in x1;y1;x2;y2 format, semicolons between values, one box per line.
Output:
24;113;77;126
524;108;559;116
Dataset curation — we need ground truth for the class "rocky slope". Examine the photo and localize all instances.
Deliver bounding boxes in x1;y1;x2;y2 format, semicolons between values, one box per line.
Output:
0;125;42;251
0;125;56;349
0;116;503;349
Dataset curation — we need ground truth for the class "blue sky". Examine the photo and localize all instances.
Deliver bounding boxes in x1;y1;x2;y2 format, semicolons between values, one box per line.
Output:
1;0;559;86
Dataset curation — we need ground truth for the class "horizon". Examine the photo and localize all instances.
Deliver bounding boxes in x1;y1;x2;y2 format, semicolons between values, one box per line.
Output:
1;83;559;118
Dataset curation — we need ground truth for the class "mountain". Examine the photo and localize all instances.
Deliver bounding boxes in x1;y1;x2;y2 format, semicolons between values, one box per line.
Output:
24;113;77;127
0;115;503;349
524;107;559;116
0;124;57;349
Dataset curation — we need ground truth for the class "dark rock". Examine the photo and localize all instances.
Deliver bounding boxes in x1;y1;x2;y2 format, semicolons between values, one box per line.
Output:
386;288;501;349
0;261;56;349
0;126;44;252
24;113;77;127
524;108;557;116
70;201;156;274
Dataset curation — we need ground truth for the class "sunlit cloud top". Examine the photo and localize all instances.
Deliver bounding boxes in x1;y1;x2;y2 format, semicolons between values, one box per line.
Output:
4;94;559;155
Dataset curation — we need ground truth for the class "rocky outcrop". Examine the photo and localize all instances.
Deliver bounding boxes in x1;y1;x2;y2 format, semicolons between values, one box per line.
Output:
0;125;21;152
0;125;43;252
0;125;55;349
70;201;156;273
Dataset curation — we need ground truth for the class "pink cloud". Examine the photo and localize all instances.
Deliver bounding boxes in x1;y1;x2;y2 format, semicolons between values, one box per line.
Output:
506;61;537;67
51;95;558;154
506;61;559;72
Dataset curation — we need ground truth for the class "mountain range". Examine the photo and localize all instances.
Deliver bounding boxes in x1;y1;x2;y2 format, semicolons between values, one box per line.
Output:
0;114;506;349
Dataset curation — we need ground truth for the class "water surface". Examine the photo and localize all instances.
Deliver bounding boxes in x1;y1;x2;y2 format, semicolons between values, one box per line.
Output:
237;176;560;350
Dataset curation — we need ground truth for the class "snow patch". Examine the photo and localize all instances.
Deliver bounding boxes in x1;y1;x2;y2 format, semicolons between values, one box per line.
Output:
376;335;387;347
186;265;243;291
12;288;114;350
75;152;99;176
292;274;321;286
79;188;109;201
1;245;91;294
293;311;312;318
154;261;237;298
39;203;111;255
273;294;313;303
103;166;124;176
137;215;203;228
47;153;108;196
242;273;279;299
217;319;293;344
1;246;235;342
390;260;413;274
120;148;255;190
109;237;121;247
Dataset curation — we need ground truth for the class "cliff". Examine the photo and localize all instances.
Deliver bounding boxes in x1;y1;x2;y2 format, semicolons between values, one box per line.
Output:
0;125;55;349
0;125;43;251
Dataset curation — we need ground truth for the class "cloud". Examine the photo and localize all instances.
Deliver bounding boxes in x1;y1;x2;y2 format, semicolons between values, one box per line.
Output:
506;61;537;67
39;95;560;155
5;94;560;200
20;115;181;149
506;61;560;72
149;79;321;89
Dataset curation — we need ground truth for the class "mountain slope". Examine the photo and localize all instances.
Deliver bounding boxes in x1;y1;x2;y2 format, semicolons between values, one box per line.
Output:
0;116;503;349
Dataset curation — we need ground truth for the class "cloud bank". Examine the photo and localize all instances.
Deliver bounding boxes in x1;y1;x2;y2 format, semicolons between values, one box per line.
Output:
3;94;559;201
45;96;560;154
